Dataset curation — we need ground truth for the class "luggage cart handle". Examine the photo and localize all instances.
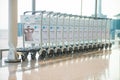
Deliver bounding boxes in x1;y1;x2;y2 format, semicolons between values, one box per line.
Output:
52;12;60;16
68;14;72;17
46;11;54;16
24;10;46;15
58;13;65;17
34;10;46;14
24;11;33;15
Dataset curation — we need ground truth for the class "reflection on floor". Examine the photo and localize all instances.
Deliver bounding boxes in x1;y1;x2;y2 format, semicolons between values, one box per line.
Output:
0;47;120;80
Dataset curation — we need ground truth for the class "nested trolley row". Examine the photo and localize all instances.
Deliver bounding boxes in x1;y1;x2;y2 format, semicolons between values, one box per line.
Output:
18;10;112;61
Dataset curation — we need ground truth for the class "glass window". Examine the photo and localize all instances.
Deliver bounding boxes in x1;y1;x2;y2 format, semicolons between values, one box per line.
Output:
36;0;82;15
0;0;8;30
18;0;32;22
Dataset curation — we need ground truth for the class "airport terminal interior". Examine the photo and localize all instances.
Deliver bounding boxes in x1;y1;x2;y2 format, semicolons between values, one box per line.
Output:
0;0;120;80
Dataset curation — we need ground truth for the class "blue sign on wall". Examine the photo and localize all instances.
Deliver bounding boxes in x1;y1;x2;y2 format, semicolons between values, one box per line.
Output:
110;19;120;39
18;23;23;37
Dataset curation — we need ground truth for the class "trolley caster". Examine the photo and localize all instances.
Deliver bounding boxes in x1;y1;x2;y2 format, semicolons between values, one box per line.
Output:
89;44;92;51
74;46;79;53
84;45;87;52
100;44;104;50
30;48;39;60
97;43;100;50
92;44;95;50
21;55;26;61
93;44;97;51
63;48;68;55
95;43;98;50
21;52;29;61
109;43;112;49
84;45;88;52
47;49;54;58
79;45;84;52
68;47;73;54
54;48;62;57
96;44;99;50
105;43;109;50
39;50;47;60
31;51;36;60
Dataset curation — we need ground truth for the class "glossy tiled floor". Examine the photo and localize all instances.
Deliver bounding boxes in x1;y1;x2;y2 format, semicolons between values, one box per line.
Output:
0;45;120;80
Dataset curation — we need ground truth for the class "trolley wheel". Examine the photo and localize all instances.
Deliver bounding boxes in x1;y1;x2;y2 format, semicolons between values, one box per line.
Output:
100;44;104;50
63;48;68;55
84;45;88;52
21;52;29;61
105;43;109;49
21;55;26;61
39;50;46;59
96;44;99;50
89;45;92;51
97;44;100;50
68;47;73;54
74;47;79;53
95;44;98;50
54;48;61;57
31;51;36;60
93;44;97;50
47;49;54;58
79;46;84;52
109;43;112;49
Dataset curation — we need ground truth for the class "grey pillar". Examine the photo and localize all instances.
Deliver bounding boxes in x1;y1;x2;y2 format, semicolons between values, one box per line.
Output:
32;0;36;15
81;0;83;16
95;0;97;18
5;0;21;63
31;0;36;47
97;0;102;15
